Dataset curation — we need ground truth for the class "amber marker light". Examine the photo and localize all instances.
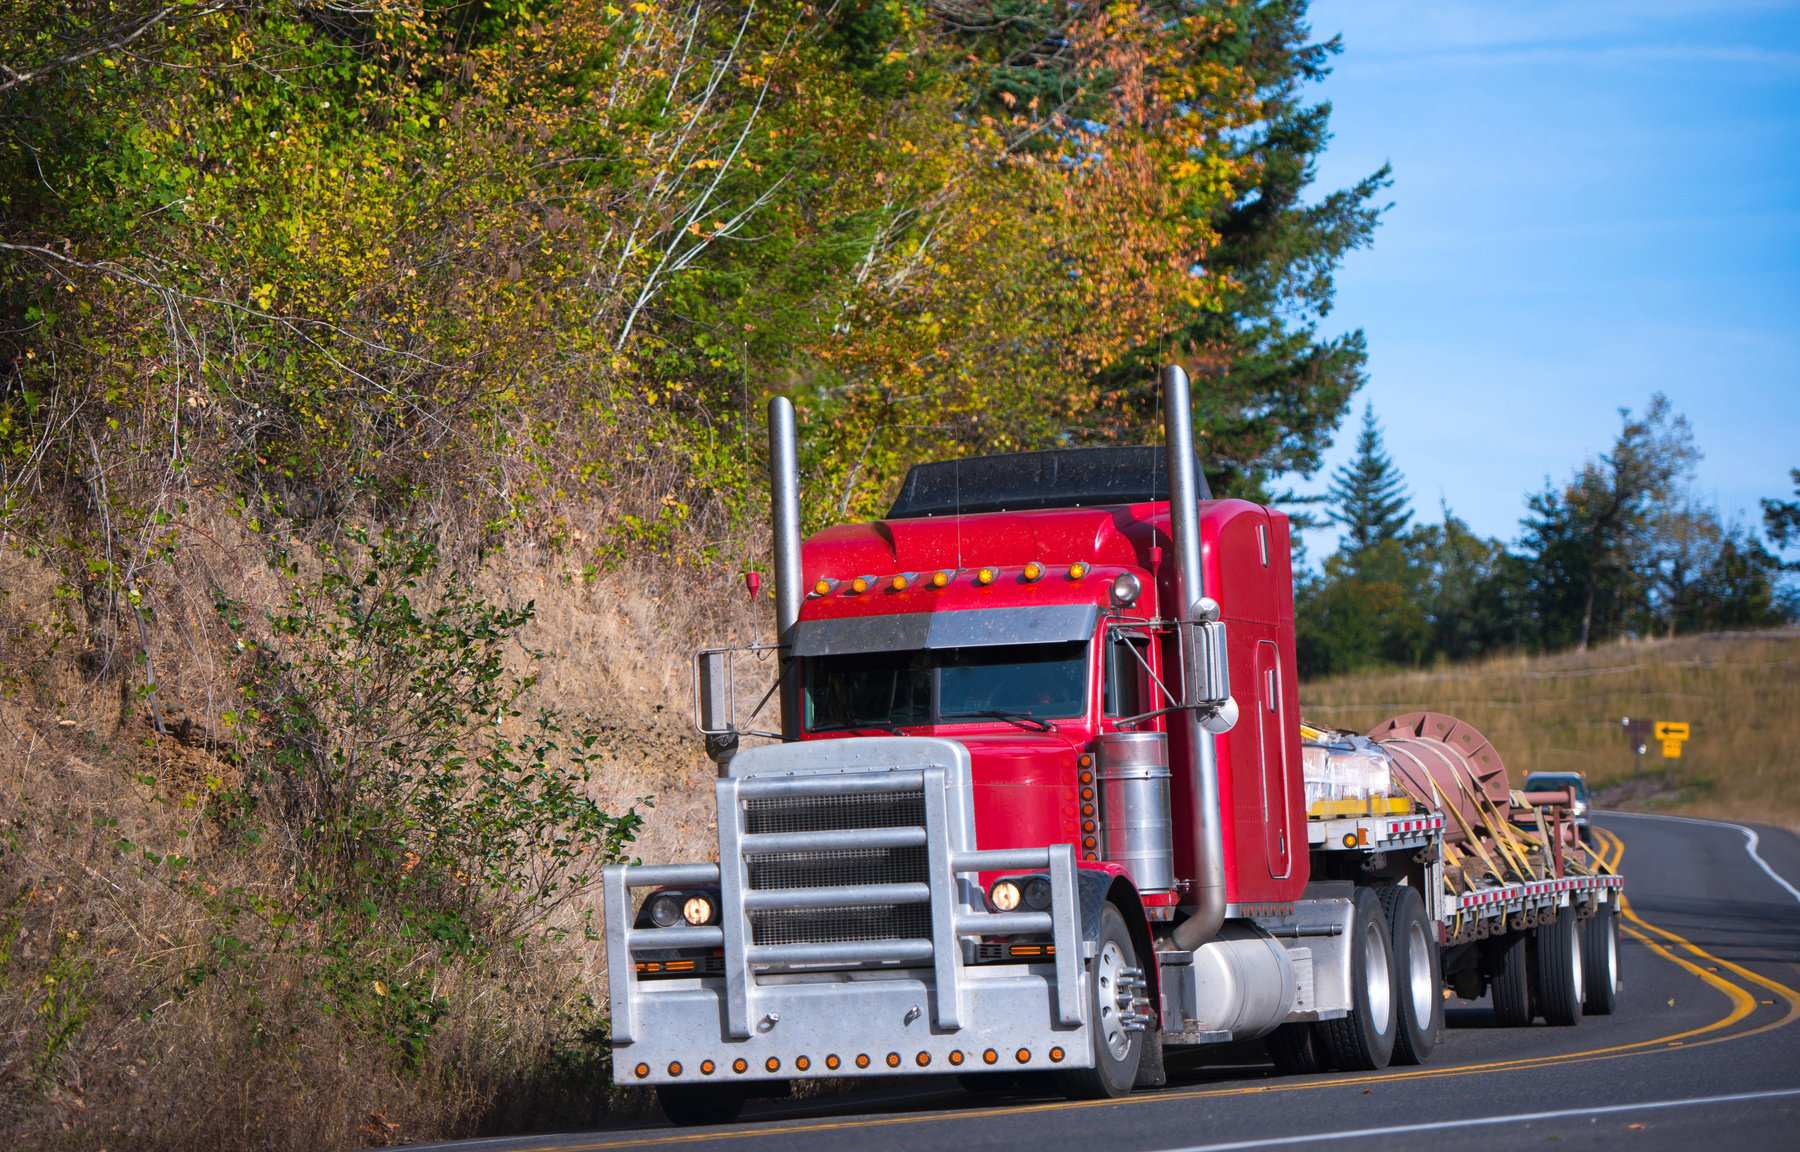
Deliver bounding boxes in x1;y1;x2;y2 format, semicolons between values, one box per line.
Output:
796;1055;811;1071
931;570;952;588
855;1054;871;1069
1050;1047;1066;1063
849;576;870;594
733;1058;748;1074
916;1051;931;1067
983;1049;999;1065
890;574;910;591
812;578;835;597
1016;1048;1032;1064
668;1061;683;1077
886;1052;902;1068
765;1057;781;1073
1023;561;1043;582
700;1060;716;1075
976;567;997;585
634;1063;650;1079
826;1054;841;1070
949;1051;965;1066
1068;562;1089;580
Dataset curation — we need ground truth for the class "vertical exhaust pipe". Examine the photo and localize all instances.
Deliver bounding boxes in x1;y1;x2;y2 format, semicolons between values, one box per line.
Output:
1161;365;1227;952
768;396;803;740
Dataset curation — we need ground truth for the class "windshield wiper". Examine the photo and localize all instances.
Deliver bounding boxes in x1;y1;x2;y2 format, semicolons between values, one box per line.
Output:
940;709;1056;732
810;720;908;735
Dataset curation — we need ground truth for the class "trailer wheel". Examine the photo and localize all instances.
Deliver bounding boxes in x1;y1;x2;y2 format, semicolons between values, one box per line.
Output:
1377;884;1442;1065
656;1084;746;1127
1057;902;1143;1099
1318;886;1396;1071
1267;1023;1326;1075
1534;907;1584;1026
1490;929;1533;1026
1581;903;1620;1015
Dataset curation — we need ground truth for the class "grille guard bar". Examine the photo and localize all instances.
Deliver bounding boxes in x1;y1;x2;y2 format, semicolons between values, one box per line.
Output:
605;767;1083;1046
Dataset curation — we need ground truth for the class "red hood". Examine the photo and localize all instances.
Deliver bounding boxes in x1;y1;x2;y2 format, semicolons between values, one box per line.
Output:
950;730;1084;854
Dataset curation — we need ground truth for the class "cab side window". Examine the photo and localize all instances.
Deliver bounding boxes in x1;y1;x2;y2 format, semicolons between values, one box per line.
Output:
1103;632;1151;719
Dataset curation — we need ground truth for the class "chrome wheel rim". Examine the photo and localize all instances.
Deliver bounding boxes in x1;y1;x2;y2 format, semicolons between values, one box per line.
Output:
1571;922;1585;1003
1364;920;1392;1032
1607;916;1620;993
1405;917;1433;1026
1096;939;1130;1060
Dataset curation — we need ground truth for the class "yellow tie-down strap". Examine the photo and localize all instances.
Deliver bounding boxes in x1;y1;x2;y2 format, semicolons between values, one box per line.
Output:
1307;796;1415;821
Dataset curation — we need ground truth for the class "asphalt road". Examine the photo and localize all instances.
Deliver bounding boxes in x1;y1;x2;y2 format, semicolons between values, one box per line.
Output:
405;813;1800;1152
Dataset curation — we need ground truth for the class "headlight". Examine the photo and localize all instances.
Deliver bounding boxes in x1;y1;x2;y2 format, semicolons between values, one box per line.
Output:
647;893;683;928
1022;876;1052;910
682;894;716;926
989;880;1022;912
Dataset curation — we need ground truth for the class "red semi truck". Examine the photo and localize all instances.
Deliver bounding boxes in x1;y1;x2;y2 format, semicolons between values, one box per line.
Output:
604;367;1623;1125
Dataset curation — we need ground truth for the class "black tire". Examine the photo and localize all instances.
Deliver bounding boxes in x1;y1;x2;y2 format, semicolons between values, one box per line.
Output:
1581;902;1620;1015
1267;1022;1326;1075
1134;1023;1167;1089
656;1084;745;1127
1318;887;1397;1071
1534;907;1584;1027
1057;903;1144;1099
1377;884;1443;1065
1490;930;1533;1026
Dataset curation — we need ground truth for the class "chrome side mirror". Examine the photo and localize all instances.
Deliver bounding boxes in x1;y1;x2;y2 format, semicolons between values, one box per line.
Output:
694;649;735;736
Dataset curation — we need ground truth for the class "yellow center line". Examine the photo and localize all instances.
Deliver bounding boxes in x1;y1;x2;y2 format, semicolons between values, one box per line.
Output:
519;825;1797;1152
1593;826;1800;1040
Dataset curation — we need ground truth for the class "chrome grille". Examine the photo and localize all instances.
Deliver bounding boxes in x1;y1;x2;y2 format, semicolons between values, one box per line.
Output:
747;846;928;891
743;792;925;834
751;905;932;947
739;780;931;954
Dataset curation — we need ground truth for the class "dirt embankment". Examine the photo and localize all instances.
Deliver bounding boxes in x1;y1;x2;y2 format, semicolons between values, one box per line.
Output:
0;514;747;1149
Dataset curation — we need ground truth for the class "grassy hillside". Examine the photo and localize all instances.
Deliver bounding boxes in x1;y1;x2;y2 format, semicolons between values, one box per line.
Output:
1300;629;1800;830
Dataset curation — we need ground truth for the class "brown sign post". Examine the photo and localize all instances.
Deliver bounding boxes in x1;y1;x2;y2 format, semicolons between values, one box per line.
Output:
1622;716;1655;777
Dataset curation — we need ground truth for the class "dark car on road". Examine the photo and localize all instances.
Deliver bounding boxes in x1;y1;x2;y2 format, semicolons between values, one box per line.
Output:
1524;770;1593;844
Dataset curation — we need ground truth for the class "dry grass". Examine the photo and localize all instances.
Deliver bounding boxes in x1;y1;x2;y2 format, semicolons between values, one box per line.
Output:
0;498;760;1149
1300;629;1800;830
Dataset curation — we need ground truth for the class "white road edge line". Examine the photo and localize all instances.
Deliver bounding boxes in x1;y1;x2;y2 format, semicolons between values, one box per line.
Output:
1153;1087;1800;1152
1601;809;1800;905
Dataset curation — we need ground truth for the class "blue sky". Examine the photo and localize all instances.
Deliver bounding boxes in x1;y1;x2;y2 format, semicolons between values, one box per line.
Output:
1289;1;1800;561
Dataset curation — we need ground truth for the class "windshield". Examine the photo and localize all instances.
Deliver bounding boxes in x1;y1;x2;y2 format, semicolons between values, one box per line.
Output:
804;641;1089;731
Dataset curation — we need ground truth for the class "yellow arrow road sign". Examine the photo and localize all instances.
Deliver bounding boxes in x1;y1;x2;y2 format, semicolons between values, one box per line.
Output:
1655;721;1690;741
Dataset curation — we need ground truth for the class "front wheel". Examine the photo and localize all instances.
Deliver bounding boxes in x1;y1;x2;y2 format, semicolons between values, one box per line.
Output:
656;1084;746;1127
1581;902;1620;1015
1318;886;1397;1071
1057;902;1145;1099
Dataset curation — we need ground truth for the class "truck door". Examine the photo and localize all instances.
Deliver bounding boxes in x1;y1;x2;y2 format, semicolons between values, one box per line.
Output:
1256;639;1291;878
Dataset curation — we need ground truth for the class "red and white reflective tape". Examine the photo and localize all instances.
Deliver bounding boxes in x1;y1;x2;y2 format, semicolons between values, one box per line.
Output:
1380;815;1444;839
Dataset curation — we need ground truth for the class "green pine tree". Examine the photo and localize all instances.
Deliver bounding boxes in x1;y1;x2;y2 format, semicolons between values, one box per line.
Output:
1327;404;1412;556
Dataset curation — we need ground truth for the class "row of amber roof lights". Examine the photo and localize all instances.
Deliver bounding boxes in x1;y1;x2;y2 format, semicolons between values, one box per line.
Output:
811;562;1093;597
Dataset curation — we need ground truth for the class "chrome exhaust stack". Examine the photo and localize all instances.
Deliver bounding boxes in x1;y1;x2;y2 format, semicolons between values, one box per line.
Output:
1160;364;1231;952
768;396;804;740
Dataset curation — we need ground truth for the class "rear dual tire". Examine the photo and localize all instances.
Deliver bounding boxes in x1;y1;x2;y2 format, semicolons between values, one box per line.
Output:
1318;887;1397;1071
1378;884;1443;1064
1535;907;1584;1027
1581;902;1620;1015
